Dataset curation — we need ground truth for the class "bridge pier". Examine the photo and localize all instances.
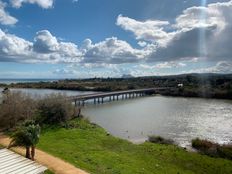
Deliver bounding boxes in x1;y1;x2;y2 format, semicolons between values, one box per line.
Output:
75;100;81;106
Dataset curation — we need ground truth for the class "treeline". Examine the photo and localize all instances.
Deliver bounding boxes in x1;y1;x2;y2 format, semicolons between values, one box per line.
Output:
1;73;232;99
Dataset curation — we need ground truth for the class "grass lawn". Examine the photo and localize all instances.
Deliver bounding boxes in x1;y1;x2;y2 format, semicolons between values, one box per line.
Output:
37;118;232;174
44;170;54;174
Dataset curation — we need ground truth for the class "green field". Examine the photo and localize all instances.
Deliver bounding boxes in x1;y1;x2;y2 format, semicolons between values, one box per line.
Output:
38;119;232;174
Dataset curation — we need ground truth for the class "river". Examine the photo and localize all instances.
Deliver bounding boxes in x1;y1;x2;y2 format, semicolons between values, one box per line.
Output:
0;88;231;148
82;95;232;148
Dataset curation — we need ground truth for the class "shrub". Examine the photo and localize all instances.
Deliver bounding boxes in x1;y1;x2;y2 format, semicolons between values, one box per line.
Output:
192;138;232;160
36;94;77;124
192;138;215;150
62;117;95;130
148;135;174;145
217;144;232;160
0;91;37;130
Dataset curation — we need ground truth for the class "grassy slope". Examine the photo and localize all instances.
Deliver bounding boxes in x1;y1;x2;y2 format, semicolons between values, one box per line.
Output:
44;170;54;174
37;119;232;174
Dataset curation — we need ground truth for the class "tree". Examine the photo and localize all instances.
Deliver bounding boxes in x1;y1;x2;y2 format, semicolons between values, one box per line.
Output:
8;121;41;160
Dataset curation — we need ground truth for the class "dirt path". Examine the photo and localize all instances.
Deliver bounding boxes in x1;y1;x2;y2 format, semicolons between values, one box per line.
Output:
0;133;89;174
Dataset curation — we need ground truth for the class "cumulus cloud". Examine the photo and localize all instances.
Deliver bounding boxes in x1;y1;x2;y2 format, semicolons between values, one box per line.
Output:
10;0;53;9
0;29;147;64
116;15;173;47
1;0;232;72
0;29;82;63
81;37;149;64
0;1;18;25
33;30;59;53
117;0;232;63
186;61;232;74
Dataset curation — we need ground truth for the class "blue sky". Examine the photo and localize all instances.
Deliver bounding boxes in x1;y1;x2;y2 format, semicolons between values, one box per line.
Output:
0;0;231;78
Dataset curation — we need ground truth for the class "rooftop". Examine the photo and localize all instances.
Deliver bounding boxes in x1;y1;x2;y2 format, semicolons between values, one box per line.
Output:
0;148;47;174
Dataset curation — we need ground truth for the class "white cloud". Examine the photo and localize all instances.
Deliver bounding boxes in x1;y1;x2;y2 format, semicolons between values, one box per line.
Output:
117;0;232;63
116;14;173;47
1;0;232;70
138;41;147;47
33;30;59;53
81;37;149;64
0;30;147;65
10;0;53;9
174;6;226;31
0;29;82;63
53;68;77;75
186;61;232;74
139;61;186;69
0;1;18;25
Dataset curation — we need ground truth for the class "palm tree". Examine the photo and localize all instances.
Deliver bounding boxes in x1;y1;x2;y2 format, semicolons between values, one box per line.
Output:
8;126;32;158
8;121;41;160
26;123;41;160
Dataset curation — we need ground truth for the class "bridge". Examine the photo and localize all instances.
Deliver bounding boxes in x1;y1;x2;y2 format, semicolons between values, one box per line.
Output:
68;87;173;106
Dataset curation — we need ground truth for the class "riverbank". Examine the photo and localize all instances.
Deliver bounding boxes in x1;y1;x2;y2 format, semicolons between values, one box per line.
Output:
37;118;232;174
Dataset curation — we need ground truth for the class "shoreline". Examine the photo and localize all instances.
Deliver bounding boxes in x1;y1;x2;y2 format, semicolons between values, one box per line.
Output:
36;118;232;174
1;86;232;100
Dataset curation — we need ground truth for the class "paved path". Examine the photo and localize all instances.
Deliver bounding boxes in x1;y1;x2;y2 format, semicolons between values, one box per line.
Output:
0;133;89;174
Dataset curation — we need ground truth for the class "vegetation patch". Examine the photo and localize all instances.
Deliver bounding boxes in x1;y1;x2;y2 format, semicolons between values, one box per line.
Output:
0;90;78;131
2;73;232;99
148;135;175;145
192;138;232;160
37;118;232;174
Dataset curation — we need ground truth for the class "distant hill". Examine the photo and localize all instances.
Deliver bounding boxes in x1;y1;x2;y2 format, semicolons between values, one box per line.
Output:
121;74;134;78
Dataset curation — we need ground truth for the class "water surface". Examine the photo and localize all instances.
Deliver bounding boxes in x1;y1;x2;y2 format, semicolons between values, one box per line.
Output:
83;96;232;147
0;88;95;100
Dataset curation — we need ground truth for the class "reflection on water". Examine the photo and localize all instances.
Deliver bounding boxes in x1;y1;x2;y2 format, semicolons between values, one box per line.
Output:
82;96;232;147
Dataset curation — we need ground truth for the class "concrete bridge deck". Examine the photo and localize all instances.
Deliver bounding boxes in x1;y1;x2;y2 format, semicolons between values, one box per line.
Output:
68;87;172;106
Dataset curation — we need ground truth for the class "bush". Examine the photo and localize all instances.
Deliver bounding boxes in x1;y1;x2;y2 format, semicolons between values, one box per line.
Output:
192;138;232;160
0;91;37;130
62;117;95;130
36;94;77;124
0;91;79;129
217;145;232;160
148;135;174;145
192;138;215;150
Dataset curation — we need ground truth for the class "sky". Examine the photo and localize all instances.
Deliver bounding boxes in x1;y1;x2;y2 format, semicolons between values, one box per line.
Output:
0;0;231;78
